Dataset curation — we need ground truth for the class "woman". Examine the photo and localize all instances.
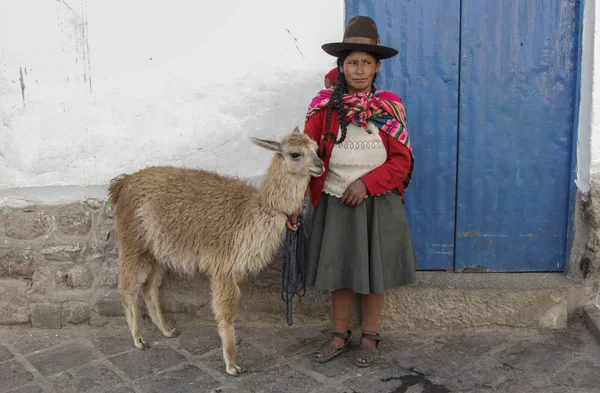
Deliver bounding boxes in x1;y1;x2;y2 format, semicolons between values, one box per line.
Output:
297;15;417;367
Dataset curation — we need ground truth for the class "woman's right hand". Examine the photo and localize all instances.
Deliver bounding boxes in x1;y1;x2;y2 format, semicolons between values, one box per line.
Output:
286;209;300;231
341;179;368;207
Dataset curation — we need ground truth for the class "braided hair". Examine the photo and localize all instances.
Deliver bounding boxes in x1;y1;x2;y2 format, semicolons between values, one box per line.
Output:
324;51;380;146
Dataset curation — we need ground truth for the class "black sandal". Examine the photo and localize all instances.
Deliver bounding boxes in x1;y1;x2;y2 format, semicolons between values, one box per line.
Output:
313;330;352;363
355;333;383;367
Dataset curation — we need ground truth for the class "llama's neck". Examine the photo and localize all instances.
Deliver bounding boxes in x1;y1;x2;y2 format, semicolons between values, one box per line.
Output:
257;156;308;215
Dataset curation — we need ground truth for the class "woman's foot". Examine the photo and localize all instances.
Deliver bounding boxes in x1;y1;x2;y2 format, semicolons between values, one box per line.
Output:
355;333;382;367
314;330;352;363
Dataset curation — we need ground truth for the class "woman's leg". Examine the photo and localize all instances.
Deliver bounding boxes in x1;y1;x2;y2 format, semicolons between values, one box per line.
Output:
360;293;385;347
315;288;353;359
331;288;354;338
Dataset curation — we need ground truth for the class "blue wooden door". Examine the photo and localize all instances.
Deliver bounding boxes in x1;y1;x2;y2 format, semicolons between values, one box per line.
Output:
346;0;580;271
455;0;579;272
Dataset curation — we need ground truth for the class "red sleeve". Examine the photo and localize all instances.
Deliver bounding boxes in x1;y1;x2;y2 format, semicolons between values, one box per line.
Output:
303;111;324;142
361;132;412;196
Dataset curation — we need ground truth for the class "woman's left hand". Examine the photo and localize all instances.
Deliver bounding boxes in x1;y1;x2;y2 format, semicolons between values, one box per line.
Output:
341;179;368;207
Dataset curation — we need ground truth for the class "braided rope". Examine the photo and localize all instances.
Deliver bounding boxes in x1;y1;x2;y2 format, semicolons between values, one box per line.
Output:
280;213;307;326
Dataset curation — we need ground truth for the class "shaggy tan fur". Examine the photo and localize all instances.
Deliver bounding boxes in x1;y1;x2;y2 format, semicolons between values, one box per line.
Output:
108;128;323;376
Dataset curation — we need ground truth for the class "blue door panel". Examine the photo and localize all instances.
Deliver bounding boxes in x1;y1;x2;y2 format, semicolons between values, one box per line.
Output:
455;0;579;271
346;0;460;270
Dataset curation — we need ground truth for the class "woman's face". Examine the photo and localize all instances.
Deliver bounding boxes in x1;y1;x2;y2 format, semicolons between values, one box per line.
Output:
341;51;380;94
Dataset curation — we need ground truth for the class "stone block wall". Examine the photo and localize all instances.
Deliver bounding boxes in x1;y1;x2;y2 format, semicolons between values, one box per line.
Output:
569;178;600;304
0;199;121;327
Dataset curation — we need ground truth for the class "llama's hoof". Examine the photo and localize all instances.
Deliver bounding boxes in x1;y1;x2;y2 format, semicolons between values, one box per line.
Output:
226;364;242;376
164;327;180;338
134;338;150;350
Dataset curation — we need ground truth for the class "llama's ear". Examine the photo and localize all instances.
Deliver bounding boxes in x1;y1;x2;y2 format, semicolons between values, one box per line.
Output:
292;126;301;133
250;137;282;152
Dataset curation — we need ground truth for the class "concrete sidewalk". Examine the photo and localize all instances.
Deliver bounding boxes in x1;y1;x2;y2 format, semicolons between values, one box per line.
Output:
1;315;599;393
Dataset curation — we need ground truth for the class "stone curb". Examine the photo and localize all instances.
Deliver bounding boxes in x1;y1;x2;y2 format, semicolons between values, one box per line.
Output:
583;304;600;345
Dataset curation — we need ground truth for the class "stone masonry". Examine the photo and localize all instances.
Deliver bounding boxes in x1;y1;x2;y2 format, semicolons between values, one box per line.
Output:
0;199;119;327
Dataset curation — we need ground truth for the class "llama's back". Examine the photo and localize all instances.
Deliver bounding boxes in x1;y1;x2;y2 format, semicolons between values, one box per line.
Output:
112;166;259;275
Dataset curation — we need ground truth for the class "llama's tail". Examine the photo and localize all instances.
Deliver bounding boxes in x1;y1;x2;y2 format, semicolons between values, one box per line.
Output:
108;174;131;205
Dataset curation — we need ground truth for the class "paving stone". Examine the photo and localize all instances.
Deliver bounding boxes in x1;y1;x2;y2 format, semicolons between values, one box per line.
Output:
209;387;254;393
291;340;357;379
445;355;528;392
388;337;481;379
199;342;276;377
341;362;416;393
373;332;433;363
111;388;135;393
499;386;596;393
90;322;169;356
0;344;14;362
493;332;586;375
427;330;528;357
48;363;125;393
306;388;344;393
10;329;87;355
26;340;98;376
108;344;186;380
1;322;600;393
90;330;138;356
0;360;35;391
5;383;44;393
551;359;600;391
177;325;221;355
341;361;455;393
236;324;328;356
135;364;220;393
234;364;323;393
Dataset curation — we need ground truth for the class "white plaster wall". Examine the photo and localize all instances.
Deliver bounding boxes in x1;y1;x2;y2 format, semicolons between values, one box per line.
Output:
0;0;343;205
577;0;595;192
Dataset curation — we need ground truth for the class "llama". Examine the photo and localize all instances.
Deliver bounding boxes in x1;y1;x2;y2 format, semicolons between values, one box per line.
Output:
108;127;323;376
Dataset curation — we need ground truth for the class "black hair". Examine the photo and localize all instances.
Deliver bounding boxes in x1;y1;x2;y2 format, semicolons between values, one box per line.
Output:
324;51;381;146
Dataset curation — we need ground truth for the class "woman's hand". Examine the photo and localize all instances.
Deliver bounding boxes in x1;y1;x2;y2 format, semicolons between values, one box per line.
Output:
341;179;368;207
286;209;301;231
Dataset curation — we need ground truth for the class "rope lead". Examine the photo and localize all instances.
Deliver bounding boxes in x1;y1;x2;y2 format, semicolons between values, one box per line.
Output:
281;213;307;326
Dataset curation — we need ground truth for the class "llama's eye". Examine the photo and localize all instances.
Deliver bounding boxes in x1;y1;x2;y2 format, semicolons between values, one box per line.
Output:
289;152;302;159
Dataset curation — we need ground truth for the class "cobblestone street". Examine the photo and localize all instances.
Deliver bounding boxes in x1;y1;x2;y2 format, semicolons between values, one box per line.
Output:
1;315;599;393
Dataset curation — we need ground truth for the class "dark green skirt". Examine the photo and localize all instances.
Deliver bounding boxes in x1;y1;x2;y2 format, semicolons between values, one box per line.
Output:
305;191;417;295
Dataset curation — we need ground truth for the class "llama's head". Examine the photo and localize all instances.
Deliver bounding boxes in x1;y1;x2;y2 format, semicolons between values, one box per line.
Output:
251;127;324;177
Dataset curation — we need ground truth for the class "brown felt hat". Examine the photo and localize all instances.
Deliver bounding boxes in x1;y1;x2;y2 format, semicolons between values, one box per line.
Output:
322;15;398;59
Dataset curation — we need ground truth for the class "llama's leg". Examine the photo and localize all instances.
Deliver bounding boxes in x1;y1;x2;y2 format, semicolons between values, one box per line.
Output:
211;275;241;376
233;271;245;286
141;266;179;338
119;249;151;350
